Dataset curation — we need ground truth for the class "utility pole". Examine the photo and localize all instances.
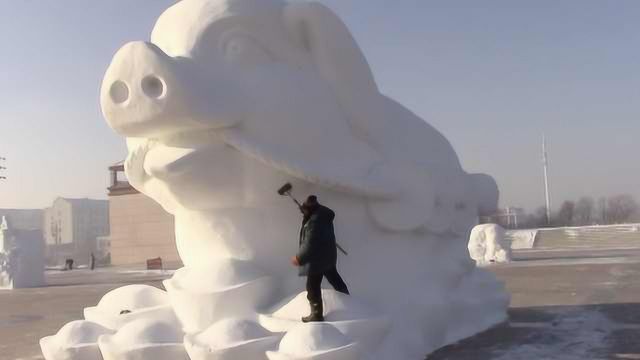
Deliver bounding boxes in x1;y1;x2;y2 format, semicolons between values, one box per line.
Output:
542;135;552;225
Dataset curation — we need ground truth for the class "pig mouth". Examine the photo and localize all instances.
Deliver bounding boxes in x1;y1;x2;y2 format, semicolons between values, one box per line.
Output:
127;128;227;181
127;125;395;201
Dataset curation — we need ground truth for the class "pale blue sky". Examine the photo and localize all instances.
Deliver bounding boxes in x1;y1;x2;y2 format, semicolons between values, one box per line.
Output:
1;1;639;211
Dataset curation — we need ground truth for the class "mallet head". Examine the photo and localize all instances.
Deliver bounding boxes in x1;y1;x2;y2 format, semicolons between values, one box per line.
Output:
277;183;293;196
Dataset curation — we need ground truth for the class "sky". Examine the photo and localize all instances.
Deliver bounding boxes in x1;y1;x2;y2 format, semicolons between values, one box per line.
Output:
0;0;639;212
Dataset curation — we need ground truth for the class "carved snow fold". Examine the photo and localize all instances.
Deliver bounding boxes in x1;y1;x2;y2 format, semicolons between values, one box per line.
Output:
83;284;179;330
266;323;361;360
97;318;189;360
185;318;281;360
259;290;390;352
164;260;275;332
40;320;114;360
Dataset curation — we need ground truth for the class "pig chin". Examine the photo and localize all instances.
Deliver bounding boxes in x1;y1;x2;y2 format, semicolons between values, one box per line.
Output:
128;128;247;210
142;130;225;178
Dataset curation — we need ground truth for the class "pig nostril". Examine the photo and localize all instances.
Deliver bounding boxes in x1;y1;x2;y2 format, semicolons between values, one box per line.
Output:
109;81;129;104
141;75;165;99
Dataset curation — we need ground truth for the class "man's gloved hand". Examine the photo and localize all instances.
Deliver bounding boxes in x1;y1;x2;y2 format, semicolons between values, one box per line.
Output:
291;256;301;267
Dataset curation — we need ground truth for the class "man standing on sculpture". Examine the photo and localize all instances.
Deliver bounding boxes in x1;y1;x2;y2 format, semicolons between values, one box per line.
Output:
291;195;350;322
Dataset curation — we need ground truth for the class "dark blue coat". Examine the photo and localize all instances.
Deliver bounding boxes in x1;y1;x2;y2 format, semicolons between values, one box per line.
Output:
297;205;338;276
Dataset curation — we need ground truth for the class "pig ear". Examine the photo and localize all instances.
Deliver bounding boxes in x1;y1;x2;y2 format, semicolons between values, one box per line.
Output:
283;3;437;232
283;3;380;125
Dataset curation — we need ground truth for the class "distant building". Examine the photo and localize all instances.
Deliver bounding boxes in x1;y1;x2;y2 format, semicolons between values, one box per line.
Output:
43;198;109;266
107;162;179;266
0;209;43;231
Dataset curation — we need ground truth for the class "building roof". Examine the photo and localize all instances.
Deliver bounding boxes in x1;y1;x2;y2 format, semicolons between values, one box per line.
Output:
108;160;139;197
59;197;108;204
109;160;125;171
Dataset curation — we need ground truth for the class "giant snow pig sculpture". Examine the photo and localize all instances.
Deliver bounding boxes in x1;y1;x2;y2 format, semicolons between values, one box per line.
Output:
42;1;509;359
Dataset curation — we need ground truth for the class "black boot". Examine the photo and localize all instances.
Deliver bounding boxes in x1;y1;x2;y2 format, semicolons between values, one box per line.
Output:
302;301;324;323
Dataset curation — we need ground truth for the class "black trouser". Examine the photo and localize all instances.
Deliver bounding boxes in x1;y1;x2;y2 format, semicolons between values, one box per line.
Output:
306;266;350;304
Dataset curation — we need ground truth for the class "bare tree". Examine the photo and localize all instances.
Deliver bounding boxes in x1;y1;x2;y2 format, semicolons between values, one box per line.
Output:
597;197;607;224
607;195;638;224
574;197;595;225
554;201;576;227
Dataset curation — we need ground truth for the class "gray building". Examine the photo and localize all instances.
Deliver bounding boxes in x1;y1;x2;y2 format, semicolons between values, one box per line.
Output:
43;198;109;266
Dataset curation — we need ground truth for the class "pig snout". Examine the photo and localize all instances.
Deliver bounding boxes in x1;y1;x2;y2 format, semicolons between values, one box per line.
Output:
100;41;213;139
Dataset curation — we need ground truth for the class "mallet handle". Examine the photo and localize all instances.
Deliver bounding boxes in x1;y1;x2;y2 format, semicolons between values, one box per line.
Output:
336;243;349;256
286;192;303;212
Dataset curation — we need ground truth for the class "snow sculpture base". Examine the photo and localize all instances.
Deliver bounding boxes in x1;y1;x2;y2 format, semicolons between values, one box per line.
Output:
42;257;508;360
43;0;510;358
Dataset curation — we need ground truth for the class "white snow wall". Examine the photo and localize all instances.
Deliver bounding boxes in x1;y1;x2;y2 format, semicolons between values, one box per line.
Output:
0;217;45;289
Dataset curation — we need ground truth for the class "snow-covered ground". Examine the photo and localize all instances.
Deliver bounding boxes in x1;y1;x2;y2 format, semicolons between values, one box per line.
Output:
45;268;175;276
506;223;640;251
516;223;640;233
507;229;538;249
499;254;640;267
493;308;640;360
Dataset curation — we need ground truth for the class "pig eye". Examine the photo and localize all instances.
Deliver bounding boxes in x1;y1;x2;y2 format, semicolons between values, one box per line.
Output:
223;34;272;66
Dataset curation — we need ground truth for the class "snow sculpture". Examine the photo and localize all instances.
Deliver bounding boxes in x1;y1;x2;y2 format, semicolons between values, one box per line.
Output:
468;224;511;265
0;216;45;289
43;0;509;358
